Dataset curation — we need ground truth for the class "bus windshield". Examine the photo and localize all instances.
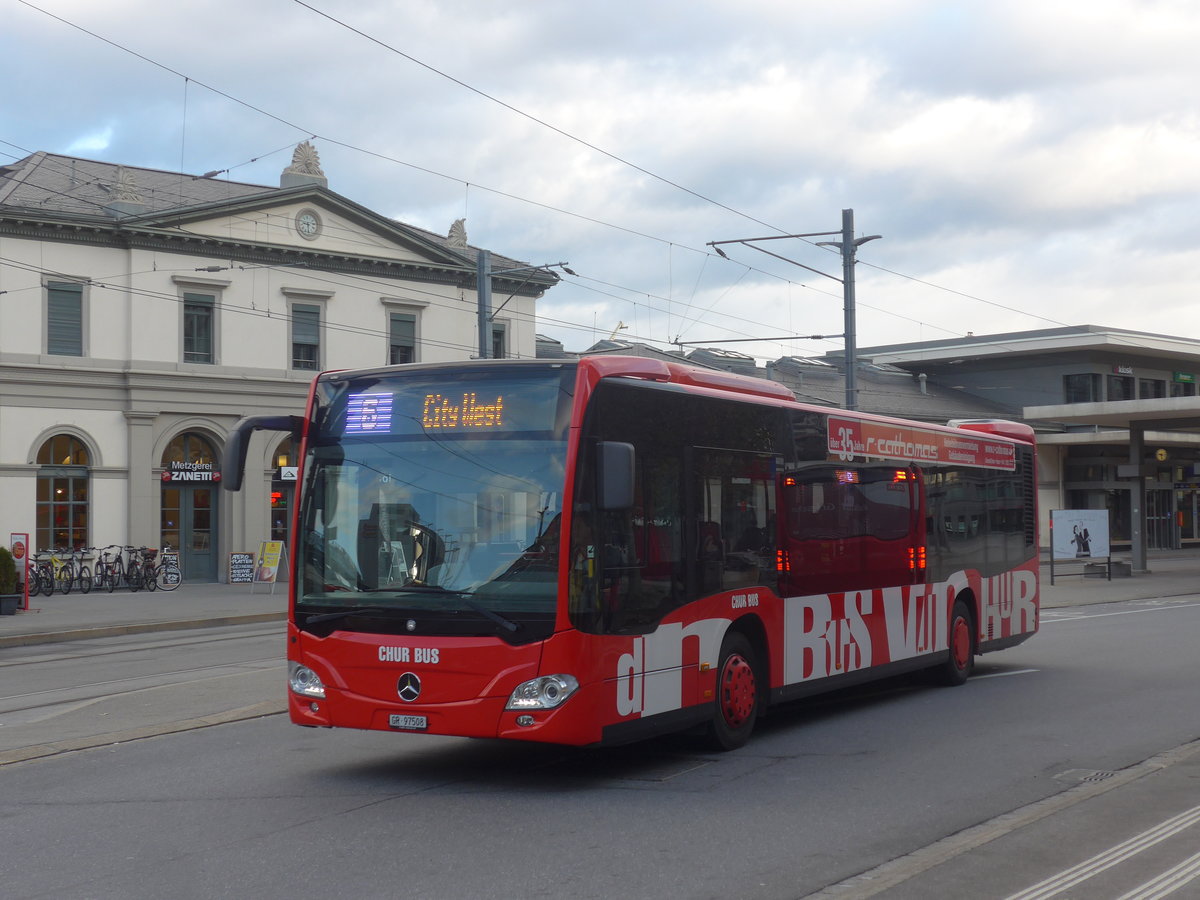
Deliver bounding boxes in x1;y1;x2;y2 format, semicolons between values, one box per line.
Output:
297;366;573;638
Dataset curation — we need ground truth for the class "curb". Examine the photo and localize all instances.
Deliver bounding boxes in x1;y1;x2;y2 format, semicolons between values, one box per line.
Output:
0;612;286;648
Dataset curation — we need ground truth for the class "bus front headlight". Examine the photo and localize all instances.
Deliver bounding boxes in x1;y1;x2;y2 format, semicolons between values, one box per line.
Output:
506;674;579;710
289;662;326;699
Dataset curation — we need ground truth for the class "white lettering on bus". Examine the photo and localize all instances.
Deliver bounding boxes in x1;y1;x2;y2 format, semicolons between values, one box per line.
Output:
377;646;441;664
980;569;1037;636
616;619;726;718
607;568;1038;721
785;592;874;681
881;582;951;661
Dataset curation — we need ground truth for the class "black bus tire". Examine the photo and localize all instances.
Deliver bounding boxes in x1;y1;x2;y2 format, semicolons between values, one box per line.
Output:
706;631;760;751
935;598;975;687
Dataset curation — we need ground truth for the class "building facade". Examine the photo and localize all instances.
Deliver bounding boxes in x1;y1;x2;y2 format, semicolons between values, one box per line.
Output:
0;146;555;581
847;326;1200;552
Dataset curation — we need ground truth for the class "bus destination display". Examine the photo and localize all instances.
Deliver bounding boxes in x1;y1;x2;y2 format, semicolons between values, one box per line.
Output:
339;374;561;437
422;392;503;429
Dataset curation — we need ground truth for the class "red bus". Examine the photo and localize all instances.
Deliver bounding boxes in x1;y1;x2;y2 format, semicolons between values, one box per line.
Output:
225;355;1038;750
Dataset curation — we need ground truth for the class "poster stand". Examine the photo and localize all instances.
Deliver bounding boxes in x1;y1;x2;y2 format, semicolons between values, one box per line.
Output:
1048;509;1112;585
252;541;288;594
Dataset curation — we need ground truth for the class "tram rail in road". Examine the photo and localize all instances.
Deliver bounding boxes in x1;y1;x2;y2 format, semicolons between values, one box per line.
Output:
0;624;286;766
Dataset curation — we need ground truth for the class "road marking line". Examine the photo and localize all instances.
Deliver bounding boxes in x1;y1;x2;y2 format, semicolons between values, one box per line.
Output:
1004;804;1200;900
1042;602;1200;623
1118;849;1200;900
974;668;1039;680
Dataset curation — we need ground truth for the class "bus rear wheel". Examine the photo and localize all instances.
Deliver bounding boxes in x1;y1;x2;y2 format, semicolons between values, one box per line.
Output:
706;632;759;751
935;598;975;686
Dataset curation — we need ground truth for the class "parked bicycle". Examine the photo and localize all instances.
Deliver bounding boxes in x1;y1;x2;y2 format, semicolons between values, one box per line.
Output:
138;548;159;591
123;546;145;592
96;545;124;593
70;547;93;594
30;548;74;596
30;543;183;595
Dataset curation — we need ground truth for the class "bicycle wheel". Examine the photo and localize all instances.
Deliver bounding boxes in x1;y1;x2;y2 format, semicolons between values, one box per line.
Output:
38;566;53;596
29;568;43;597
145;565;158;591
128;564;142;592
57;562;74;595
157;565;182;591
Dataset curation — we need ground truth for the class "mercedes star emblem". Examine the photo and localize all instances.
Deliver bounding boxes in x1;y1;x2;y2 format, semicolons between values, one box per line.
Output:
397;672;422;702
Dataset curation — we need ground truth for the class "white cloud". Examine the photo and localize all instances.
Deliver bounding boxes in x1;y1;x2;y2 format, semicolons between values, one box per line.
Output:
64;127;113;154
5;0;1200;355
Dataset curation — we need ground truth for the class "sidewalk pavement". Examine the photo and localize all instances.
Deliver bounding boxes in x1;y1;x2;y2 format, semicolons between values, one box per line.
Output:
0;579;288;648
3;552;1198;649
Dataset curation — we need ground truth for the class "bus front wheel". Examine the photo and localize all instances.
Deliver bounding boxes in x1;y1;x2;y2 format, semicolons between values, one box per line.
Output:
706;632;759;751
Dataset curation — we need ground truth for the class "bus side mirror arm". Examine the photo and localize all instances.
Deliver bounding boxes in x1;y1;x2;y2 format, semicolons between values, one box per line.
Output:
597;441;635;510
222;415;304;491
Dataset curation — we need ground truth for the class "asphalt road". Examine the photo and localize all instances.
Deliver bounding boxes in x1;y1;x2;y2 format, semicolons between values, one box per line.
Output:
2;598;1199;899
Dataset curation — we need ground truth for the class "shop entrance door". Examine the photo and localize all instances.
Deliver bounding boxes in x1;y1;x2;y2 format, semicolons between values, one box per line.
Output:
160;432;221;582
161;484;217;581
1147;488;1178;550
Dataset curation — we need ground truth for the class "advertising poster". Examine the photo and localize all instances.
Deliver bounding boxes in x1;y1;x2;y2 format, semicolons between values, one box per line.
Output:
254;541;285;583
9;533;29;610
1050;510;1111;560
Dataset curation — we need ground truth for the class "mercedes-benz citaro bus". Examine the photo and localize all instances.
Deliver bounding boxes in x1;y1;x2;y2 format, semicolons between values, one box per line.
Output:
223;355;1039;750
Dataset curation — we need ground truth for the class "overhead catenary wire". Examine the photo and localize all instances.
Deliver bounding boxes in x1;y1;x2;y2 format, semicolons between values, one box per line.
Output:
7;2;1130;356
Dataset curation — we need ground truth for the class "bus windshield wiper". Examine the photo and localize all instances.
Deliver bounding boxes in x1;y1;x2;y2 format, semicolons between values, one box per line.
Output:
305;606;394;625
308;586;520;633
387;584;520;633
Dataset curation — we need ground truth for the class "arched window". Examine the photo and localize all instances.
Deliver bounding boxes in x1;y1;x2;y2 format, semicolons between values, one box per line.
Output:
36;434;90;550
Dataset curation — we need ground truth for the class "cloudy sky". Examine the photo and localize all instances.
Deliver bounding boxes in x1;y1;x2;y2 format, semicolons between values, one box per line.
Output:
4;0;1199;361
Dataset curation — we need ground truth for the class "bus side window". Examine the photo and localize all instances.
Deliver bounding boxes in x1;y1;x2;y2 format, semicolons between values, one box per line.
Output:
691;451;777;598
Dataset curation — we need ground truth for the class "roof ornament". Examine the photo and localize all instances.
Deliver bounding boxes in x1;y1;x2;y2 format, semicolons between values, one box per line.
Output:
285;141;325;177
112;166;144;203
103;166;147;217
447;218;468;248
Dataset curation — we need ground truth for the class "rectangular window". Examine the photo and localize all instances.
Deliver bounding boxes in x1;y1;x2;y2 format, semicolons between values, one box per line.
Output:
47;281;83;356
183;292;215;364
389;312;416;365
1106;375;1135;401
1063;373;1101;403
1139;378;1166;399
36;467;89;551
1171;381;1197;398
491;322;507;360
292;303;320;370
